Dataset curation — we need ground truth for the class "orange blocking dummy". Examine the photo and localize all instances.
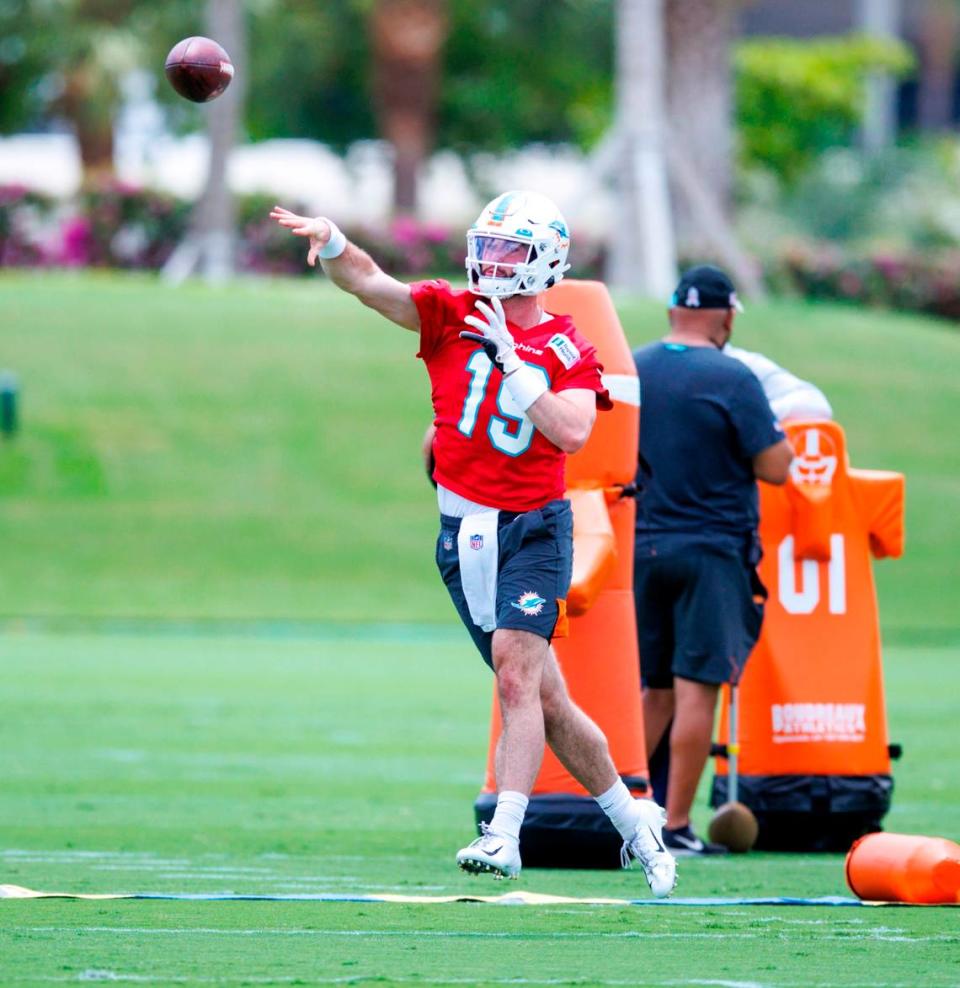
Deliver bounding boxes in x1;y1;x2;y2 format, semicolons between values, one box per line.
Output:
711;420;905;851
846;832;960;904
473;280;649;869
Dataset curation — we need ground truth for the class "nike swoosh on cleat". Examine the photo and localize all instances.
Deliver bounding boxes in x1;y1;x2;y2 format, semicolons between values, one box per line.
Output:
670;834;704;852
649;827;666;853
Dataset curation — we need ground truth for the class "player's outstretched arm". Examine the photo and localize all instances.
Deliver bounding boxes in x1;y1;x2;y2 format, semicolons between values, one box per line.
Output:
269;206;420;332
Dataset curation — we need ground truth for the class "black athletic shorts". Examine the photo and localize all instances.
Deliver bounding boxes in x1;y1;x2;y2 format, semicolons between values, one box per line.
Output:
633;545;766;688
436;499;573;669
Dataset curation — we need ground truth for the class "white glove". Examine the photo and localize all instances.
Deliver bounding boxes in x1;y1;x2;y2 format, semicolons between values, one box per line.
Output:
461;297;523;375
461;297;549;412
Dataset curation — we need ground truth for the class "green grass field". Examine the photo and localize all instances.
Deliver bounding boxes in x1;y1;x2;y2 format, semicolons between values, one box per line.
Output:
1;272;958;639
1;273;959;985
2;632;958;985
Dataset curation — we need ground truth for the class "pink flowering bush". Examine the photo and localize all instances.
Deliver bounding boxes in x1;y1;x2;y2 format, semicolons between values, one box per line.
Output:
0;185;56;267
771;240;960;321
3;185;606;284
77;181;191;269
237;199;468;277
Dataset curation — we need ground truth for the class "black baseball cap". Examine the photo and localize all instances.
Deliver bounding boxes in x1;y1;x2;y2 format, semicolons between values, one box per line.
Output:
670;265;744;312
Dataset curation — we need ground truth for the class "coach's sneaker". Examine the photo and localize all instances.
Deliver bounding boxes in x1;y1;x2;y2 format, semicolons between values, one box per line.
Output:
620;799;677;898
456;822;521;880
663;824;728;857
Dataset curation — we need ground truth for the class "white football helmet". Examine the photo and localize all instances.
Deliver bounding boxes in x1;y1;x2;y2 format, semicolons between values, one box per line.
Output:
465;190;571;297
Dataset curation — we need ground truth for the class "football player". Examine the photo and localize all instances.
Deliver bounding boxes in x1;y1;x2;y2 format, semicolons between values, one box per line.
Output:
271;192;676;896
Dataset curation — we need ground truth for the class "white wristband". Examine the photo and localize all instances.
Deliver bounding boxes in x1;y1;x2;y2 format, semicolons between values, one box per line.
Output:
503;363;549;412
319;221;347;259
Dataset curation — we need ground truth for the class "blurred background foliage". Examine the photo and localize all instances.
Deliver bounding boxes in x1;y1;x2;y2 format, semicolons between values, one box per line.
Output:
735;34;914;184
0;0;612;151
3;0;960;322
0;1;922;184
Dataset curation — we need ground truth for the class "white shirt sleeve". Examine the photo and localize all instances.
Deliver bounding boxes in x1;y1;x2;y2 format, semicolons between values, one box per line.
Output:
724;344;833;422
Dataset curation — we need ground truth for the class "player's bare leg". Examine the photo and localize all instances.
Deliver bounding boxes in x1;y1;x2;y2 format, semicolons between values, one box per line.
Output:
491;628;549;792
665;677;719;830
539;648;677;897
642;686;676;761
456;628;547;879
539;648;617;794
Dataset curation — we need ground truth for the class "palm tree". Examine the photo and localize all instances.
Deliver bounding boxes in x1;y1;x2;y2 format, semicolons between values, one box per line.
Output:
661;0;763;297
664;0;743;234
608;0;677;297
916;0;958;130
369;0;449;214
164;0;246;283
858;0;901;152
51;2;140;181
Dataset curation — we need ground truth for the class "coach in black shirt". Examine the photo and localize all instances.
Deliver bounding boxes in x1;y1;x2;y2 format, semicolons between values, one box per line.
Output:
634;265;794;856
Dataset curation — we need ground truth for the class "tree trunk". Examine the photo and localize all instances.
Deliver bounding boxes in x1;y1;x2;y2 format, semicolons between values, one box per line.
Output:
608;0;677;297
164;0;246;283
858;0;901;153
370;0;448;215
57;60;117;182
664;0;741;245
917;0;959;130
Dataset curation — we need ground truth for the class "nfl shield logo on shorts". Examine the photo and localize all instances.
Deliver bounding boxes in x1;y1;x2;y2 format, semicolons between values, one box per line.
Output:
469;533;483;551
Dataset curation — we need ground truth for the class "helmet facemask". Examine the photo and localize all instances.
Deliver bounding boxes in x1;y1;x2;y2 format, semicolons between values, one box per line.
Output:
466;233;535;297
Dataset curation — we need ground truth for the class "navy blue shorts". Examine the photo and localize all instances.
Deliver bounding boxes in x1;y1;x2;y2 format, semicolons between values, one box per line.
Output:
634;547;766;688
436;499;574;669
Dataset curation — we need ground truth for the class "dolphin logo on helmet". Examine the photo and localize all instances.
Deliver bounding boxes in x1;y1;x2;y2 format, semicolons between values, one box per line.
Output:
465;190;572;298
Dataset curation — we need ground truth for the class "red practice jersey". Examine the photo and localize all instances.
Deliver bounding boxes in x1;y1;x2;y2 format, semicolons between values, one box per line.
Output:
412;280;612;512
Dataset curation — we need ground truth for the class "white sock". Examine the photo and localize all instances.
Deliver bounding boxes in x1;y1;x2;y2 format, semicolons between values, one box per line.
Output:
489;790;528;843
594;779;643;841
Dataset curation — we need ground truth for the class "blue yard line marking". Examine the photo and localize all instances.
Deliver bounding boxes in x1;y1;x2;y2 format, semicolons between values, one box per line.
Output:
6;884;958;905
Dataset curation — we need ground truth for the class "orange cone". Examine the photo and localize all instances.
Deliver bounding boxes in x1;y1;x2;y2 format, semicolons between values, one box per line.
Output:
845;832;960;904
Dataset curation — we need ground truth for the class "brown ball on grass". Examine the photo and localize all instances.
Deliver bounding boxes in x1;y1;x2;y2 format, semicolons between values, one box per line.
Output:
708;801;759;853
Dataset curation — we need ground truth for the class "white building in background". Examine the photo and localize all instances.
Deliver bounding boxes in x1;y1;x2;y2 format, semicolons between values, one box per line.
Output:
0;129;613;238
0;134;83;198
0;60;615;240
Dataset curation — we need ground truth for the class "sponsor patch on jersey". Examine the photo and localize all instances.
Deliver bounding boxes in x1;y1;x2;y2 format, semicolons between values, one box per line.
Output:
511;591;546;616
547;334;580;369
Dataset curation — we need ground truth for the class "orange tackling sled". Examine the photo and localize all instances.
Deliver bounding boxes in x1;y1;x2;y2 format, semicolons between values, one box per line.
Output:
712;420;905;851
473;280;650;868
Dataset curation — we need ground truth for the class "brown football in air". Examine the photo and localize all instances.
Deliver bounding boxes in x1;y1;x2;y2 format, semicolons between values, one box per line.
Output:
165;37;234;103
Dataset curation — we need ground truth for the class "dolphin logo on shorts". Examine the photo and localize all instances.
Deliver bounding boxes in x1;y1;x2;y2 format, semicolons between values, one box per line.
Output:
512;591;546;616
